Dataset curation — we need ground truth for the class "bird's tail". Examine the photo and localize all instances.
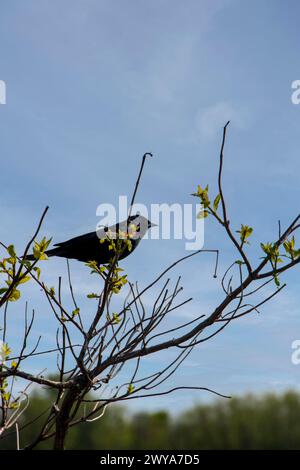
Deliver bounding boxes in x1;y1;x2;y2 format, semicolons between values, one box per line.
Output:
23;247;61;261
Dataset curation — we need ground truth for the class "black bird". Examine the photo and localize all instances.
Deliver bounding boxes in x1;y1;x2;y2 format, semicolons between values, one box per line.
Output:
26;214;155;264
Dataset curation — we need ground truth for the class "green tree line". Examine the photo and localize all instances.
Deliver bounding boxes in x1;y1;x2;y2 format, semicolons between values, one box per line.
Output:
1;390;300;450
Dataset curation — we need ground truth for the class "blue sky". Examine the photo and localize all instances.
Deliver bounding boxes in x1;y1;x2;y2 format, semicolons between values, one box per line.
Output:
1;0;300;413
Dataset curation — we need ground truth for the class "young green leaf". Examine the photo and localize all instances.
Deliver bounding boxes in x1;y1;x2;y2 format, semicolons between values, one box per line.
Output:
72;308;80;317
7;245;16;258
197;210;209;219
213;194;221;211
127;383;135;394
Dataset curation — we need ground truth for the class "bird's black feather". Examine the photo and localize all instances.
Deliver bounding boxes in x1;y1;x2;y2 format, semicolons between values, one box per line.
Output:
25;215;153;264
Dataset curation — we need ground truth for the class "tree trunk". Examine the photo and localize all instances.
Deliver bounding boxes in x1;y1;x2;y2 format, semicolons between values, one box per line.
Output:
53;387;78;450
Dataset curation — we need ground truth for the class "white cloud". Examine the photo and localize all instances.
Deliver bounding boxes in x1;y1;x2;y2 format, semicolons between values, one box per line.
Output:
194;101;249;139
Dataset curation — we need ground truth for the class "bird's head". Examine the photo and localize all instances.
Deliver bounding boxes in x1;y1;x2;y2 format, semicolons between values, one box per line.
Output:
127;214;156;237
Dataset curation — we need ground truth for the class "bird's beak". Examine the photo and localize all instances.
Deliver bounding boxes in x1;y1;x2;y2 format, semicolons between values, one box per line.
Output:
149;221;158;228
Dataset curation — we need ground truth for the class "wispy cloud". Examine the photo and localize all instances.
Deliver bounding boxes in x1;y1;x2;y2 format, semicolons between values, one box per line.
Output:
194;101;250;139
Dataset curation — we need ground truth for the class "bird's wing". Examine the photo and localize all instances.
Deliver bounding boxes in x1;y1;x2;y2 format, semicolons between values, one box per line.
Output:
53;223;121;249
53;230;103;248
